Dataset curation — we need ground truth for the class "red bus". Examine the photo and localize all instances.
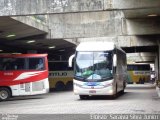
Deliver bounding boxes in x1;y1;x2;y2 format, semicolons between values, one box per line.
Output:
0;54;49;101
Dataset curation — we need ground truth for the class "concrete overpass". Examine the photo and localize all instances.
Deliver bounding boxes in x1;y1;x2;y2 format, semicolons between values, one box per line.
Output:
0;0;160;38
0;0;160;83
0;0;159;16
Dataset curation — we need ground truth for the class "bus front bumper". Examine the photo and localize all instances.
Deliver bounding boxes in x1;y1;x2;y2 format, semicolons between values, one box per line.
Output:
74;85;115;96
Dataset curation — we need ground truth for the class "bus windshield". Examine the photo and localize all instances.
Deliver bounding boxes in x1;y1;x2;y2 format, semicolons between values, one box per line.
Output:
75;51;113;81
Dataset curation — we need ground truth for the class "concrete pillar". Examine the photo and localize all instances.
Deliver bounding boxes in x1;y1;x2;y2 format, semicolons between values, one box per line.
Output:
157;42;160;83
155;53;158;81
156;40;160;97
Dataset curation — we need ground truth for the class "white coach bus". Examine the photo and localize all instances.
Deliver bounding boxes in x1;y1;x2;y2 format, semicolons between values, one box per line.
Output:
69;42;127;99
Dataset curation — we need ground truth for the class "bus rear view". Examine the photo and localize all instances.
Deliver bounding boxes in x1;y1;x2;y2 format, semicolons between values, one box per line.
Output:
0;54;49;101
69;42;127;99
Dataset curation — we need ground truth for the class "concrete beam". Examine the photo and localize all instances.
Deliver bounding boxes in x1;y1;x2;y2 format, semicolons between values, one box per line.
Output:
48;11;123;38
0;0;160;16
123;18;160;35
12;13;160;41
117;36;157;47
77;36;157;47
11;13;160;39
48;12;160;38
63;38;78;45
123;8;160;18
111;0;160;9
127;52;156;63
0;0;104;16
12;16;49;33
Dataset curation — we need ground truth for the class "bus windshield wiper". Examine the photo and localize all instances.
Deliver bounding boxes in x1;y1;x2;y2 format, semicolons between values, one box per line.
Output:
74;76;85;80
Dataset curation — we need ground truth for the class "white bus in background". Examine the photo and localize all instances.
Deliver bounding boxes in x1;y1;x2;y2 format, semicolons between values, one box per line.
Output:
69;42;127;99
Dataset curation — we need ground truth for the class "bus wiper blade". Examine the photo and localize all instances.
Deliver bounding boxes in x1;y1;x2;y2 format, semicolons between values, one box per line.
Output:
74;76;85;80
102;76;113;80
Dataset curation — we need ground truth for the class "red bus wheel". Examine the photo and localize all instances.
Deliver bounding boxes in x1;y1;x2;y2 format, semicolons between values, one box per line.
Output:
0;87;11;101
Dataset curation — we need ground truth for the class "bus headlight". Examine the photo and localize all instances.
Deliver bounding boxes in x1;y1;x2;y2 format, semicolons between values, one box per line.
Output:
104;83;113;87
108;89;113;94
74;89;78;94
74;83;82;87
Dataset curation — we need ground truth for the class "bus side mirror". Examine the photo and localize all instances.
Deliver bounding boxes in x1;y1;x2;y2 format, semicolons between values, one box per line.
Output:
68;54;75;67
113;54;117;67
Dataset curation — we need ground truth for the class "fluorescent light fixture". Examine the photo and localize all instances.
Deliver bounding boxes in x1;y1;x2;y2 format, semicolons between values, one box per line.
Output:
12;53;22;54
48;46;56;49
148;14;158;17
27;40;36;43
0;50;3;52
6;34;16;38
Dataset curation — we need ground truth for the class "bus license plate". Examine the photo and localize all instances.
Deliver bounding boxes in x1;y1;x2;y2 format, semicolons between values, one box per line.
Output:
89;90;96;93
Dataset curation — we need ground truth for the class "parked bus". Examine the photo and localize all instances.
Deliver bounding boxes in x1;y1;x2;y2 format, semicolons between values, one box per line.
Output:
127;64;151;84
69;42;127;99
0;54;49;101
48;61;73;91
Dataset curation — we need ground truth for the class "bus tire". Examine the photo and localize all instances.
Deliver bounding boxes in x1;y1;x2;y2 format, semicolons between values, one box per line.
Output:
128;82;133;84
55;82;65;91
139;78;142;84
0;87;11;101
66;81;73;91
79;95;89;100
142;78;145;84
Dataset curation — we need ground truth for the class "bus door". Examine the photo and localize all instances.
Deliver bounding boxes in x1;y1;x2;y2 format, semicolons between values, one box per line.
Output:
18;82;31;95
17;57;46;95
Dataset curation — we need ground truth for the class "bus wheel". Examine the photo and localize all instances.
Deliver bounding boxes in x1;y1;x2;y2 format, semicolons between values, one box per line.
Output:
79;95;89;100
55;82;65;91
142;78;145;84
66;81;73;91
139;78;142;84
0;87;11;101
139;78;145;84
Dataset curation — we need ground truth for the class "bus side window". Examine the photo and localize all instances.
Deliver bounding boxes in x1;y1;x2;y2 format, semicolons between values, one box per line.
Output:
36;59;44;70
3;62;11;70
15;58;25;70
3;61;15;70
28;58;44;70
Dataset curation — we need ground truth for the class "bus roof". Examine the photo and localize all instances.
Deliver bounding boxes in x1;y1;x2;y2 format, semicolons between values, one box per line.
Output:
0;54;48;58
76;42;115;51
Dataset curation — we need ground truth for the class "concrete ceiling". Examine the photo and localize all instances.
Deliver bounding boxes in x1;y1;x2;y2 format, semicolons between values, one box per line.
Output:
123;7;160;63
127;52;157;64
0;17;75;60
0;17;46;40
123;7;160;18
0;6;160;61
